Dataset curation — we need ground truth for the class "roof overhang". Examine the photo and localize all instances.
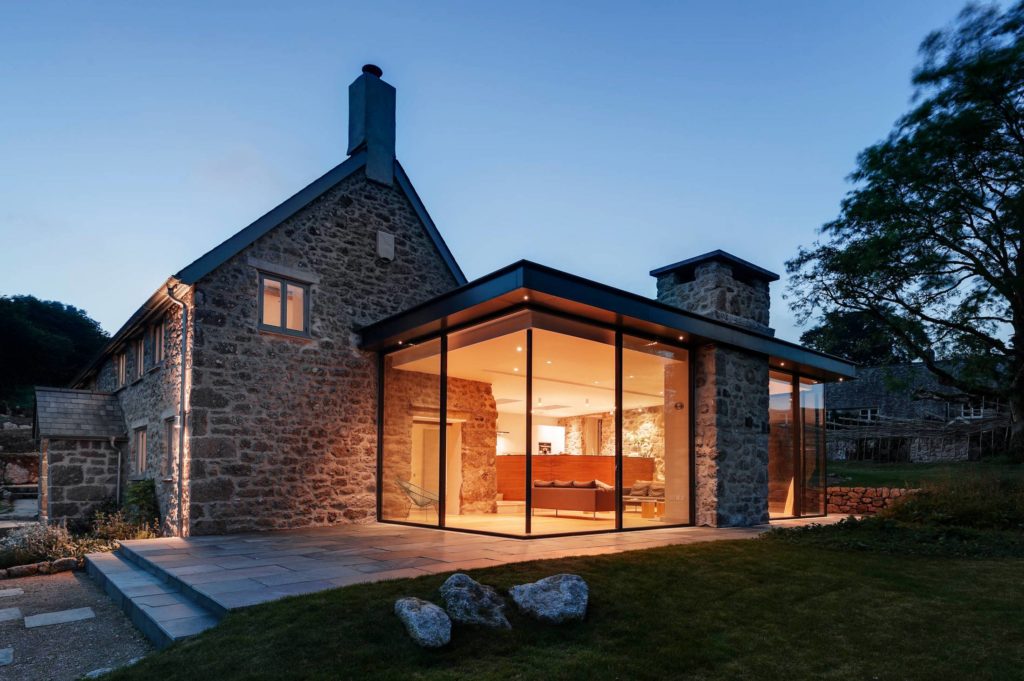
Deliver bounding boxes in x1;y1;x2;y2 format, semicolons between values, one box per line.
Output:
359;261;856;381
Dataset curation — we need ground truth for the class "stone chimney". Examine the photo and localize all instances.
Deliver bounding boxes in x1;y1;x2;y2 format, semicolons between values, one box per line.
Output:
650;250;778;336
347;64;396;186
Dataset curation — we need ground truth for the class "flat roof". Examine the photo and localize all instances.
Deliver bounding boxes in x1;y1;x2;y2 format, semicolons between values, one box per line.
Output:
359;260;855;381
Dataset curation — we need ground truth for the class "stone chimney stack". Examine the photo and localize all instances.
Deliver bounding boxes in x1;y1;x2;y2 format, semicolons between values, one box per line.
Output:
650;250;778;336
347;64;396;186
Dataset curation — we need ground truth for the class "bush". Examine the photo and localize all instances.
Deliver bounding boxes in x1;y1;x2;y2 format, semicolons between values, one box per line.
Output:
91;509;160;542
0;523;112;569
124;479;160;526
879;475;1024;531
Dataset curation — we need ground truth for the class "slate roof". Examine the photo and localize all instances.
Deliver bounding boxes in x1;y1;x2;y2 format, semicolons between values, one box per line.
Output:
34;387;126;440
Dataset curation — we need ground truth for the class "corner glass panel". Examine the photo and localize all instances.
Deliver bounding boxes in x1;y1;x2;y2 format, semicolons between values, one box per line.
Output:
444;314;529;535
262;278;282;327
800;378;826;516
381;339;441;526
622;337;690;528
768;371;797;518
530;321;616;535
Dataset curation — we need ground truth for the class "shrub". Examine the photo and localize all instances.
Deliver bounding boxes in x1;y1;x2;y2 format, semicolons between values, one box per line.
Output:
880;475;1024;531
0;522;112;569
91;509;160;542
124;479;160;526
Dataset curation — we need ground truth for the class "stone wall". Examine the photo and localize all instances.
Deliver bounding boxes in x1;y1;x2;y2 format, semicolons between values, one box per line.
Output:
89;291;193;535
186;170;460;535
0;454;38;485
693;345;770;527
827;486;916;515
40;438;123;526
382;368;498;518
656;262;772;335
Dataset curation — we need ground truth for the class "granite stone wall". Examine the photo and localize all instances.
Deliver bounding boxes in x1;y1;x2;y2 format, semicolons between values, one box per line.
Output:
382;367;498;519
40;438;124;526
89;291;193;535
186;170;460;534
693;345;770;527
827;486;916;515
656;262;773;335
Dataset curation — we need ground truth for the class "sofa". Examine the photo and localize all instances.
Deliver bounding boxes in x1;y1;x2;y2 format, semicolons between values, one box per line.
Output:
531;479;615;516
622;480;665;512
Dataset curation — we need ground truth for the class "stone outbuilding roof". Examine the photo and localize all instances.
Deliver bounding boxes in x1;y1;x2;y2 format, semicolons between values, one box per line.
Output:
34;387;125;440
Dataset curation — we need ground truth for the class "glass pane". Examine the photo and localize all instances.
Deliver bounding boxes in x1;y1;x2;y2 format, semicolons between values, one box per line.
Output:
445;314;529;535
381;339;441;526
262;278;282;327
530;323;616;534
622;337;690;528
801;378;826;516
768;371;796;518
286;284;305;331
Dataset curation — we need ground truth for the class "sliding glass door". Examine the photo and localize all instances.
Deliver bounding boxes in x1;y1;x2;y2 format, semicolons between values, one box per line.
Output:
767;371;827;519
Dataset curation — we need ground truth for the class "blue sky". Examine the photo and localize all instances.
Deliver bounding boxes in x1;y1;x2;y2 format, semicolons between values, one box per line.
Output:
0;0;977;342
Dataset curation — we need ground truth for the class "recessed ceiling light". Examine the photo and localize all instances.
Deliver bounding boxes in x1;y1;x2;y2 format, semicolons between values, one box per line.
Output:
516;346;522;352
678;335;684;341
628;375;634;379
593;381;599;385
523;295;529;301
513;367;519;372
397;340;403;346
546;360;552;365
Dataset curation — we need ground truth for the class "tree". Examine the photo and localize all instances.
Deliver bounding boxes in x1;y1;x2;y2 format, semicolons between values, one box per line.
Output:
787;2;1024;458
0;295;108;411
799;311;924;366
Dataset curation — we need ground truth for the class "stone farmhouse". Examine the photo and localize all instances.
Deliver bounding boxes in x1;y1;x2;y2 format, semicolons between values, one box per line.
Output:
34;66;855;538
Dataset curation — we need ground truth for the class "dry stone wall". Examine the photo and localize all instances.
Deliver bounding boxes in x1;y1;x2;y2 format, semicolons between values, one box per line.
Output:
186;170;460;535
827;486;916;515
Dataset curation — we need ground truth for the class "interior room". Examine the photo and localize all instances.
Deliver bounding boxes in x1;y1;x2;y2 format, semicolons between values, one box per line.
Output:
379;311;693;537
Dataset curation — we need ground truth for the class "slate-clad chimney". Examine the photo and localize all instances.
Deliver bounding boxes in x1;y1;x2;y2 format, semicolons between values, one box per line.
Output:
348;64;396;186
650;250;778;336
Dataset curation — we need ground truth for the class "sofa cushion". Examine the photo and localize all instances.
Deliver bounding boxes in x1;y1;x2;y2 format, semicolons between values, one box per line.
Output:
648;482;665;498
628;480;651;496
552;480;574;488
534;480;554;487
572;479;597;488
595;480;614;491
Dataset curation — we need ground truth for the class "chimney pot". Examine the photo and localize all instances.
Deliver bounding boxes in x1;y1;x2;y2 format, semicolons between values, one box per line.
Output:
362;64;383;78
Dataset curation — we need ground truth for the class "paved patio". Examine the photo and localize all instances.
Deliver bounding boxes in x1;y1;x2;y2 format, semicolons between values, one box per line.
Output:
117;517;837;612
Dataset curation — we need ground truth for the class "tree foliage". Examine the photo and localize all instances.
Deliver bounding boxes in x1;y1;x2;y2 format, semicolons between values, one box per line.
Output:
0;295;108;410
799;311;924;366
787;2;1024;453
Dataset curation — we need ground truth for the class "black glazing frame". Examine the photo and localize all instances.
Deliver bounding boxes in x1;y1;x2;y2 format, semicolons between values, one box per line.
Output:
768;368;828;520
377;305;702;539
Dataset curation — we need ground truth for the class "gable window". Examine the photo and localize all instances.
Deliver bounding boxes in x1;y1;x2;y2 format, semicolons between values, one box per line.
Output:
258;273;309;336
133;427;147;475
116;352;127;387
152;318;165;364
134;337;145;379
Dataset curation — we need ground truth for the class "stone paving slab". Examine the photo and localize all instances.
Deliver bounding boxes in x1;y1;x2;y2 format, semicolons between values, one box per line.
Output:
24;607;96;628
0;588;24;599
0;647;11;666
0;607;22;623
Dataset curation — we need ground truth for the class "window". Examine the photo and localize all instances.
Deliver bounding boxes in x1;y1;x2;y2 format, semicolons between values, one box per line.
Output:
152;318;165;364
116;352;127;387
961;398;989;420
258;273;309;336
133;337;145;379
133;427;147;475
859;407;879;422
163;417;176;477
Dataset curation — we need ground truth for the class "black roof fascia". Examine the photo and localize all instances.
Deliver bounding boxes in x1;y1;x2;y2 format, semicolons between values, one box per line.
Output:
394;161;467;285
175;152;367;284
649;249;780;283
359;260;855;379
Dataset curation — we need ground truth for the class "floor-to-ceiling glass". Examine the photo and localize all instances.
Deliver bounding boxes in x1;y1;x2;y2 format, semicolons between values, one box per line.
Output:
768;371;797;518
621;336;691;528
529;319;617;535
444;314;528;534
801;378;826;516
380;339;442;525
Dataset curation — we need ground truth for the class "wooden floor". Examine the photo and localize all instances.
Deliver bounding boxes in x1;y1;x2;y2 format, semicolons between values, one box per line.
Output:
404;509;690;535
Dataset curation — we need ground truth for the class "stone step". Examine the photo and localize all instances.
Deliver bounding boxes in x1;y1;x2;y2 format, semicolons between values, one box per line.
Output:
84;551;220;649
115;542;231;618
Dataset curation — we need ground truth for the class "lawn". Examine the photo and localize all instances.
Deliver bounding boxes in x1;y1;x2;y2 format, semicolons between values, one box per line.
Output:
105;537;1024;681
828;458;1024;488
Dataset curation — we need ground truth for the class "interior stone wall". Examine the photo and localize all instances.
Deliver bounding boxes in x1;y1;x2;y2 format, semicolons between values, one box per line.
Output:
693;345;770;527
382;368;498;519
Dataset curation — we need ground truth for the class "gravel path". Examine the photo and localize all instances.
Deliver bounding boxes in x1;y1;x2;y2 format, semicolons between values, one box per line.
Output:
0;570;152;680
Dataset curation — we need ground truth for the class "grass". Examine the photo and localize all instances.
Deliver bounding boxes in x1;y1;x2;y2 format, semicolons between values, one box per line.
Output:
104;537;1024;681
828;458;1024;488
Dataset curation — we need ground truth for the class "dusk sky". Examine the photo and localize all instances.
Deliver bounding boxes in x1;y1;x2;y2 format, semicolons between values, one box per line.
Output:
0;0;979;343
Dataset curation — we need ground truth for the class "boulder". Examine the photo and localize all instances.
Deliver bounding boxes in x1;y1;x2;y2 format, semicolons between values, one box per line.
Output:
439;573;510;629
509;574;588;623
50;558;78;573
394;597;451;648
6;563;38;579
